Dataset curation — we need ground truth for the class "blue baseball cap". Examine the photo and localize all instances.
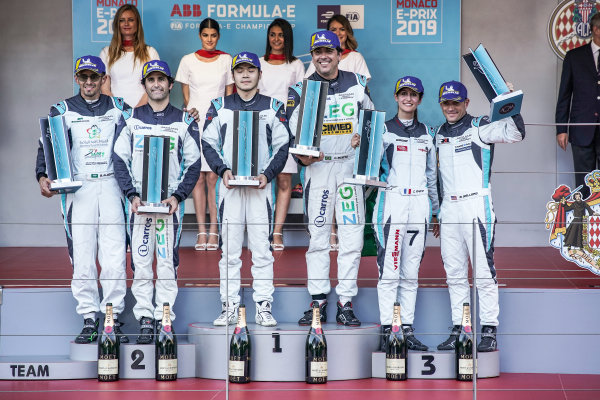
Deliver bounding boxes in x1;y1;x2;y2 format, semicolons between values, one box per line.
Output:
74;56;105;74
310;30;341;52
394;76;424;94
231;52;261;70
438;81;468;103
142;60;172;79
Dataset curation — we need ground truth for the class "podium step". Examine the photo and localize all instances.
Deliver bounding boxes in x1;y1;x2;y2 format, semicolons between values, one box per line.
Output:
371;350;500;379
0;356;95;380
69;341;196;379
188;322;379;381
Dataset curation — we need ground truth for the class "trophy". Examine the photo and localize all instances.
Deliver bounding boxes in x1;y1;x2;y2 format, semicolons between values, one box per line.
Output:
289;79;329;158
345;109;387;187
229;110;260;186
463;43;523;122
39;116;83;193
138;135;171;213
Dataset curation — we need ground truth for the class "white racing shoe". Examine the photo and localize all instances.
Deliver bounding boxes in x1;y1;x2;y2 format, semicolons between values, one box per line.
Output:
255;301;277;327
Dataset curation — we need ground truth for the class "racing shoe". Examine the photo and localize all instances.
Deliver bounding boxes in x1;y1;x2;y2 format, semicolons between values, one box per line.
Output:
113;319;129;344
437;325;461;350
298;300;327;326
336;301;361;327
477;325;498;352
379;325;391;352
255;301;277;327
75;318;99;344
402;324;428;351
213;302;239;326
136;316;155;344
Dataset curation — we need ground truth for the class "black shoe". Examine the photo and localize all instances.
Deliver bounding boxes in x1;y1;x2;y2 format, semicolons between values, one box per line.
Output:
380;325;391;352
402;325;428;351
298;301;327;326
75;318;99;344
113;319;129;344
336;301;361;327
477;325;497;352
437;325;461;350
136;316;155;344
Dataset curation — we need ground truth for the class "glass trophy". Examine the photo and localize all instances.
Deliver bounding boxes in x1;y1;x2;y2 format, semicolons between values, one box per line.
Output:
463;43;523;122
345;109;387;187
138;135;171;213
289;79;329;158
230;110;260;186
39;116;83;193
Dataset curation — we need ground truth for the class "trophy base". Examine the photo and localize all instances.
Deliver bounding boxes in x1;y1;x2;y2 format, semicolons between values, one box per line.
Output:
50;180;83;193
289;146;321;158
229;177;260;186
489;90;523;122
344;176;387;188
138;203;170;214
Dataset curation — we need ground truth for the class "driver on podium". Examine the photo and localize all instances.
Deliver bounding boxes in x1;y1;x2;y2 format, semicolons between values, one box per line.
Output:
287;31;374;327
112;60;201;344
435;81;525;352
35;55;129;344
202;51;290;327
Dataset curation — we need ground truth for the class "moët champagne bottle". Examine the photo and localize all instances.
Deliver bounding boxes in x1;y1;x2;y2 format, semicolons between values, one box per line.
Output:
385;302;407;381
155;302;177;381
229;304;251;383
456;302;474;381
305;301;327;384
98;303;119;382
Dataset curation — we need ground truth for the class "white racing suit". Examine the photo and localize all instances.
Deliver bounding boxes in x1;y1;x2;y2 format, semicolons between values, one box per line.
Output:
112;104;201;321
436;113;525;326
287;70;374;300
373;118;439;325
35;94;128;318
202;93;290;305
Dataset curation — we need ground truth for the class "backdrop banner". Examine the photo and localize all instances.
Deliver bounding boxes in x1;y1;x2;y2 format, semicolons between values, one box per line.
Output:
73;0;461;125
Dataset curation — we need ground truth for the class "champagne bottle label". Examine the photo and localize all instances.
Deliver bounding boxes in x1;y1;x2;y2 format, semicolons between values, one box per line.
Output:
229;360;246;377
458;357;473;375
158;358;178;375
98;358;118;375
386;358;406;374
310;361;327;377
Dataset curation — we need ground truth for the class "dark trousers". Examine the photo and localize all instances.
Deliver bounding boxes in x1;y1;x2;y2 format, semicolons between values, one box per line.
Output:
571;127;600;199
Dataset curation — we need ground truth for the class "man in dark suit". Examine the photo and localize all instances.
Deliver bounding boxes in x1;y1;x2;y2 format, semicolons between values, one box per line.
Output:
556;13;600;198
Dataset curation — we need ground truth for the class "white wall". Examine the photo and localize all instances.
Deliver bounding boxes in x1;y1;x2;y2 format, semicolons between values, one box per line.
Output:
0;0;569;246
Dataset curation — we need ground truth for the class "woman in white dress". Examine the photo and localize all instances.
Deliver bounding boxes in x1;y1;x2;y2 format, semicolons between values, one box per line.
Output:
100;4;159;107
258;18;304;251
175;18;234;251
305;14;371;251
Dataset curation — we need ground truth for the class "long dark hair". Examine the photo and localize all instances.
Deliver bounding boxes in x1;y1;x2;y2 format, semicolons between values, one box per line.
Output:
326;14;358;50
264;18;296;63
199;17;220;36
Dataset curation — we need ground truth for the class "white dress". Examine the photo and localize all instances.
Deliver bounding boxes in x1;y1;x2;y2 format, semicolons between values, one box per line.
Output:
304;50;371;81
175;52;234;172
99;46;159;107
258;57;305;174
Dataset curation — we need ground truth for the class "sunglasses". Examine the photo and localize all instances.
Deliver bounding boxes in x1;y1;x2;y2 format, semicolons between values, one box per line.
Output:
77;73;102;82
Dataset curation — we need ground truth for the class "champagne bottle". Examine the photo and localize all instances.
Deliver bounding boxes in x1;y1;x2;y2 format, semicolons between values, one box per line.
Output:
98;303;119;382
229;304;251;383
305;301;327;384
385;302;407;381
155;302;177;381
456;302;474;381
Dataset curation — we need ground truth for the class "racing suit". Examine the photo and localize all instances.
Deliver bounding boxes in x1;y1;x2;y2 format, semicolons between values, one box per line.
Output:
373;117;439;325
287;70;374;301
436;113;525;326
112;103;201;321
35;94;128;318
202;93;290;305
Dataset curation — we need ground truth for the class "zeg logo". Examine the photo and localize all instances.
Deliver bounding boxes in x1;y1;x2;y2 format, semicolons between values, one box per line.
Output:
138;218;152;257
314;190;329;227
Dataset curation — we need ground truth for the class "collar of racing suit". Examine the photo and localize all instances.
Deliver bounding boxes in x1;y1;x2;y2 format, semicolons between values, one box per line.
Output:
441;113;474;136
232;92;261;109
